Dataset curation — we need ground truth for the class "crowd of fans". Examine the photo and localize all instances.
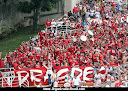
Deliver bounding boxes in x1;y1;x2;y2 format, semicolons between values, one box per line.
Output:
0;0;128;87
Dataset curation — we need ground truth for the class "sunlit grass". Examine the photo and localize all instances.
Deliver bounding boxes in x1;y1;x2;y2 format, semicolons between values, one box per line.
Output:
0;25;45;58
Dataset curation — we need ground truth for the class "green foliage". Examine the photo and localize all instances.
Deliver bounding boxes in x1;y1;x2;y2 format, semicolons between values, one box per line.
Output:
31;0;42;9
41;0;52;11
17;0;60;31
18;0;60;14
18;1;33;13
1;22;9;33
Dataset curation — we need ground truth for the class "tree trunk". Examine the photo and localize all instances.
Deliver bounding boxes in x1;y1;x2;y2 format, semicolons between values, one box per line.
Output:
33;9;39;33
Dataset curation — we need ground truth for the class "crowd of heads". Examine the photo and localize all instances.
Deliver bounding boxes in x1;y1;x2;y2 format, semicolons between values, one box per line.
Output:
0;0;128;87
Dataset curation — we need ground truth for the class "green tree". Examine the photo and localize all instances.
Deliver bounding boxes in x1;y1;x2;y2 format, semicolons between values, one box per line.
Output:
18;0;60;32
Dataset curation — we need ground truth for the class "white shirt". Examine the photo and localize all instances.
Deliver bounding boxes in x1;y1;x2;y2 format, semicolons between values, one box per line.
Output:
51;22;56;27
95;12;100;19
95;6;99;11
79;5;83;10
106;78;111;82
100;73;106;79
57;21;63;26
106;67;113;74
70;23;75;28
47;69;53;74
111;82;115;87
53;81;58;87
119;7;123;11
90;10;95;16
78;18;82;24
125;81;128;87
94;73;101;84
84;6;87;12
34;47;41;51
86;11;90;18
105;13;109;18
120;85;127;87
73;78;81;86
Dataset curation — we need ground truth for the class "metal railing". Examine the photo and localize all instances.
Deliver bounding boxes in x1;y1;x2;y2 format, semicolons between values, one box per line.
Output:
0;76;29;87
46;25;77;36
0;67;15;71
0;68;29;88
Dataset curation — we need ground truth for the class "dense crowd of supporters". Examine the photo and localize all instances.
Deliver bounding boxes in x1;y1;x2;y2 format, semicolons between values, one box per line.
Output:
0;0;128;87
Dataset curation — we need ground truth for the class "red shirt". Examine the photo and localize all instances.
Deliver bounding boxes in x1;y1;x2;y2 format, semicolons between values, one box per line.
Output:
118;51;122;59
110;61;115;65
75;24;81;29
24;58;29;66
48;40;52;46
100;7;104;14
36;53;41;61
99;55;102;61
115;82;121;87
13;52;17;57
45;21;51;27
44;40;48;47
118;32;124;38
6;54;11;64
64;40;68;46
104;50;107;54
117;41;122;49
68;58;73;66
53;64;60;70
74;60;79;66
30;61;36;68
39;32;44;38
68;47;76;54
112;2;116;7
79;56;85;65
13;62;18;70
92;54;98;62
0;59;5;68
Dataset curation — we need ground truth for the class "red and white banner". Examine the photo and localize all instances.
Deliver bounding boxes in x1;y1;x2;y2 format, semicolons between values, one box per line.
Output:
0;64;122;87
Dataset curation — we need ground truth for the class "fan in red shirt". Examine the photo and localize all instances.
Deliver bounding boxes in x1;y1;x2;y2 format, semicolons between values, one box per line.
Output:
13;61;18;70
53;60;60;70
72;58;79;67
0;52;4;68
75;23;81;29
6;52;12;66
0;58;5;68
92;52;99;65
39;30;45;40
35;51;41;61
100;7;104;14
45;19;51;27
24;56;29;67
12;49;17;58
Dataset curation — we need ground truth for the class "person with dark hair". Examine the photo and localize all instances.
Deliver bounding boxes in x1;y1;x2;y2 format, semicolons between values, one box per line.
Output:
65;71;73;81
89;1;94;8
80;6;85;21
68;11;72;18
115;76;121;87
